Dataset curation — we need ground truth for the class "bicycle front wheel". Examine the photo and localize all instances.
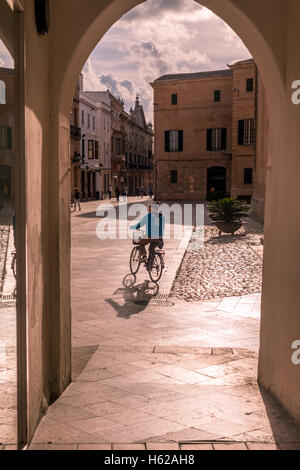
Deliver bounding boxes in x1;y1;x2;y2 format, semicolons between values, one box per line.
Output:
130;246;141;275
149;253;163;282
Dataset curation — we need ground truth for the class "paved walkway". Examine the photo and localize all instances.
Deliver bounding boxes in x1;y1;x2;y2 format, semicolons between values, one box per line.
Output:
1;199;300;449
25;199;300;450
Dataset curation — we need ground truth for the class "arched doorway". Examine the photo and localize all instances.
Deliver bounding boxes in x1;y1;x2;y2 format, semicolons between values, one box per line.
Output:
207;166;227;200
3;0;300;446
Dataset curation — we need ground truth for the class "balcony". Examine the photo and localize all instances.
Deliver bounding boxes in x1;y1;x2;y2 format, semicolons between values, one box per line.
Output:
70;125;81;140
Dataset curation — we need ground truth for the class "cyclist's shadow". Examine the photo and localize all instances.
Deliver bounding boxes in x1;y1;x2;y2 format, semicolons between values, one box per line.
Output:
105;274;159;320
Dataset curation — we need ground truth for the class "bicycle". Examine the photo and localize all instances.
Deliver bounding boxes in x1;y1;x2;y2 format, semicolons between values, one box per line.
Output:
130;231;165;282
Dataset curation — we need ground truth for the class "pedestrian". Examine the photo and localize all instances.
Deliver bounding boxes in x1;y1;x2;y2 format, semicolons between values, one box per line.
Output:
108;184;112;200
115;186;120;202
148;185;153;198
73;187;81;212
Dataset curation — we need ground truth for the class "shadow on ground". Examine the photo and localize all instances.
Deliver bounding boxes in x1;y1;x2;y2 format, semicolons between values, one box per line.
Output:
105;275;159;320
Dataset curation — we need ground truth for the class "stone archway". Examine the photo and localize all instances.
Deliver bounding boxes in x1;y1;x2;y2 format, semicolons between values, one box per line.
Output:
2;0;300;446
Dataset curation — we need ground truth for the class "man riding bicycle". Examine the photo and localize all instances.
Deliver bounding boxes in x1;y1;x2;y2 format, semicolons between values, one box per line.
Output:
130;203;165;264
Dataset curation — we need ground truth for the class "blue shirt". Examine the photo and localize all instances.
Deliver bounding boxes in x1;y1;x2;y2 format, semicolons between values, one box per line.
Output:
131;212;165;239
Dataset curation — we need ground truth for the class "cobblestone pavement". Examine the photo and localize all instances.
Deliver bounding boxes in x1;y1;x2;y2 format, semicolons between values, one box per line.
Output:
172;212;264;301
21;200;300;450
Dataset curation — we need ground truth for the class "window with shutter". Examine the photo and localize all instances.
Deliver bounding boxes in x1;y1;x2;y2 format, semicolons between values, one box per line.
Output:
165;131;183;152
0;126;12;149
207;129;212;151
170;170;178;184
246;78;254;92
238;120;245;145
214;90;221;102
207;128;224;151
221;128;227;150
244;168;253;184
88;140;94;159
171;94;178;105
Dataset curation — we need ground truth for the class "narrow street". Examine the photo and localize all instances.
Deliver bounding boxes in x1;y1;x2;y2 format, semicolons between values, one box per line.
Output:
27;199;300;450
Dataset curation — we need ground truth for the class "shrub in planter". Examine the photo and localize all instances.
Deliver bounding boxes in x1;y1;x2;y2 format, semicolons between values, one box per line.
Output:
208;198;251;235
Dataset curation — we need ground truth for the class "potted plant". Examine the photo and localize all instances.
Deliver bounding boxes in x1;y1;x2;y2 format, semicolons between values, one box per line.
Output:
207;197;251;235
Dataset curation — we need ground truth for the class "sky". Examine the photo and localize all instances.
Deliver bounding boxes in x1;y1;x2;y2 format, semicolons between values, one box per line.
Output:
0;0;251;122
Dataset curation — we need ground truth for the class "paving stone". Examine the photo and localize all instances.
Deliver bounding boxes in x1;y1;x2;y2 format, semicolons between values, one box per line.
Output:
78;444;112;450
146;442;180;450
213;442;248;450
180;443;214;450
29;444;77;450
246;442;280;450
112;444;146;450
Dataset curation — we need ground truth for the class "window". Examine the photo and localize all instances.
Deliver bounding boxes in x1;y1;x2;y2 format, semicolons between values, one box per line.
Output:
81;110;84;126
170;170;178;184
238;119;254;145
0;80;6;104
165;130;183;152
171;94;178;105
88;140;94;159
246;78;254;92
88;113;90;128
93;116;96;130
214;90;221;102
244;168;253;185
0;126;12;149
207;128;227;151
116;138;121;155
95;141;99;159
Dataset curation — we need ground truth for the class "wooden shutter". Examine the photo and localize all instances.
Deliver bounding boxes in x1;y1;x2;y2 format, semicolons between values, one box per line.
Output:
178;131;183;152
221;128;227;150
238;120;244;145
165;131;170;152
7;127;12;149
207;129;212;151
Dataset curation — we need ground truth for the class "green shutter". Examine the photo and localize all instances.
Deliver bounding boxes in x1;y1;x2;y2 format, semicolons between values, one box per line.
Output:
178;131;183;152
207;129;212;151
7;127;12;149
221;128;227;150
238;120;244;145
165;131;170;152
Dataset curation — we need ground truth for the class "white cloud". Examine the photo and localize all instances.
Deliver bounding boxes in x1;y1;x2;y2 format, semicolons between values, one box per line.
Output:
0;41;14;68
81;0;251;121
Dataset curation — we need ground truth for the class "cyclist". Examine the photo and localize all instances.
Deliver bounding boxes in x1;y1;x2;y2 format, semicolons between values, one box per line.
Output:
130;203;165;264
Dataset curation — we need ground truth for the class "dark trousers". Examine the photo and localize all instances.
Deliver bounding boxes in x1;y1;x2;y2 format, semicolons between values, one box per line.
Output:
138;238;163;258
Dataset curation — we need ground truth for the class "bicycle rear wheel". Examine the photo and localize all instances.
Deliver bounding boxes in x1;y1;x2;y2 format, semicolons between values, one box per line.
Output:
149;252;163;282
130;246;141;275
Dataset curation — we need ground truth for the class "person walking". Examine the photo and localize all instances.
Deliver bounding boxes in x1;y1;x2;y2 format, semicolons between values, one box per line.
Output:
115;186;120;202
73;188;81;212
108;184;112;200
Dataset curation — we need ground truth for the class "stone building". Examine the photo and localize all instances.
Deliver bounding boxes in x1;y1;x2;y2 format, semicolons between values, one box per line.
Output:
121;95;154;196
83;90;112;197
79;81;102;199
151;59;267;213
106;93;153;196
0;67;14;200
70;78;81;197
